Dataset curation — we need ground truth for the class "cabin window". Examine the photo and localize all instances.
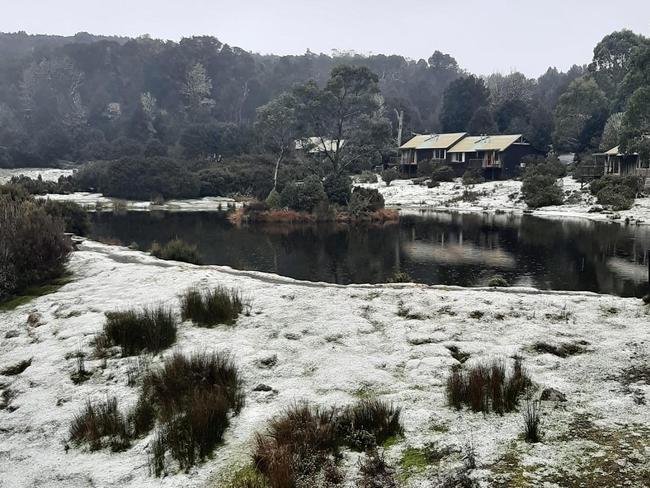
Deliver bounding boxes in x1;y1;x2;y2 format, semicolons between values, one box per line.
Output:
452;153;464;163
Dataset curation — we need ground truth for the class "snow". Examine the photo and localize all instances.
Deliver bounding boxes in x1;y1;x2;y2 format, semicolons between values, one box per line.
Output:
364;176;650;226
0;167;74;184
41;193;238;212
1;241;648;486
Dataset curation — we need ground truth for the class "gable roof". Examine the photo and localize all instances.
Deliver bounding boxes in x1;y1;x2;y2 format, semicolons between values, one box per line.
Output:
604;145;621;156
399;133;467;150
295;137;344;153
447;134;525;153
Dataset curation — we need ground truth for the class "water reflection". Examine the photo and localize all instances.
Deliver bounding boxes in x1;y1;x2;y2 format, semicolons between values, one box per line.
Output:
89;210;650;297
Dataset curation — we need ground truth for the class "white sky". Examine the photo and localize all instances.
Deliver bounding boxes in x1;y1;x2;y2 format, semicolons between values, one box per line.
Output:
2;0;650;77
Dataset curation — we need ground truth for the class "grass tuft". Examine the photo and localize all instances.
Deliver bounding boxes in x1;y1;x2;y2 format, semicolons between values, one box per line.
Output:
446;357;531;414
150;238;202;264
180;286;245;326
523;397;543;443
69;397;131;452
102;306;177;356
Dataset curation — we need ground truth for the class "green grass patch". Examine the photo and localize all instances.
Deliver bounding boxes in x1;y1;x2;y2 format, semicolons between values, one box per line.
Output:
0;275;72;312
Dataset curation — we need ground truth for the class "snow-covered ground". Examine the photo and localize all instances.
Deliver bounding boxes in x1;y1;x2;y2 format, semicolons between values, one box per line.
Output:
41;192;238;212
0;167;74;184
1;241;648;487
365;176;650;226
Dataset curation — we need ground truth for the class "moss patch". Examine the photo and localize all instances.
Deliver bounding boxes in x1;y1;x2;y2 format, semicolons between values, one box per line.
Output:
489;415;650;487
0;275;73;312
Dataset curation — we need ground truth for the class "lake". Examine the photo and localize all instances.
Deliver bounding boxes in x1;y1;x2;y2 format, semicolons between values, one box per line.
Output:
89;210;650;297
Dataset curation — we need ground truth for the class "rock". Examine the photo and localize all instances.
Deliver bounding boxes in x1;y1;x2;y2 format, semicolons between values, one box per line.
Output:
27;312;43;327
284;332;300;341
253;384;273;392
588;205;603;213
541;387;567;402
4;330;19;339
258;354;277;368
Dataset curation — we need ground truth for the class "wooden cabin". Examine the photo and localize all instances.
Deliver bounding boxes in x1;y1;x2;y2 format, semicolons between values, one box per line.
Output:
446;134;544;179
593;146;646;177
398;133;466;176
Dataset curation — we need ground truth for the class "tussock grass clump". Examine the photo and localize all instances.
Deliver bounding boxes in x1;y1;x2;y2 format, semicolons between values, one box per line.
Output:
523;397;542;443
69;397;131;452
358;449;398;488
339;399;403;450
103;306;177;356
253;403;342;487
251;399;403;486
446;357;531;414
150;238;202;264
143;351;245;474
1;358;32;376
180;286;245;326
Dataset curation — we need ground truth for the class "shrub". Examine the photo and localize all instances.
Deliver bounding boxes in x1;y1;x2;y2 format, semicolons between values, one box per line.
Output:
265;189;281;210
323;174;352;206
446;357;531;414
358;449;398;488
103;306;177;356
523;397;542;443
69;397;131;452
524;159;566;179
180;286;245;326
279;176;327;212
487;275;509;287
596;186;633;210
589;175;641;197
431;165;455;182
416;159;434;178
42;200;90;235
8;175;73;195
223;465;271;488
462;168;484;185
0;197;71;301
381;168;399;186
150;238;202;264
521;173;563;208
75;157;201;201
348;187;385;216
339;399;403;450
387;270;412;283
142;351;245;473
253;404;341;487
357;171;378;184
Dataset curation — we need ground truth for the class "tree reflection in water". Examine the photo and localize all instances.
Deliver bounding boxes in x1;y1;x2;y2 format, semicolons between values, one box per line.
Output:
89;210;650;297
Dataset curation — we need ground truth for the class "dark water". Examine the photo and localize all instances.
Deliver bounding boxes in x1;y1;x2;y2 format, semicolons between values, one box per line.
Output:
89;210;650;297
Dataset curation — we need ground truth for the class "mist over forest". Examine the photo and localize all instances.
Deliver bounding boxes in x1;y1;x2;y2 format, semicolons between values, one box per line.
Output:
0;29;647;170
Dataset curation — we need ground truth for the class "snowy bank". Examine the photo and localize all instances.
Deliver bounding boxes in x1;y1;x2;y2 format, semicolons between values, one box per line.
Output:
366;176;650;226
0;167;74;184
0;241;648;487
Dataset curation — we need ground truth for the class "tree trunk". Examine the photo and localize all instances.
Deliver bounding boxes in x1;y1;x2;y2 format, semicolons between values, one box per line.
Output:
273;147;284;190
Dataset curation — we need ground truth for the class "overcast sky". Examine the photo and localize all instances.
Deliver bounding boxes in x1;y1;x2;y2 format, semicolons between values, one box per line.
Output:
2;0;649;77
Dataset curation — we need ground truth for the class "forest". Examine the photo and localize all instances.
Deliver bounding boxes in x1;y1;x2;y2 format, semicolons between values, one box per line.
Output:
0;29;649;174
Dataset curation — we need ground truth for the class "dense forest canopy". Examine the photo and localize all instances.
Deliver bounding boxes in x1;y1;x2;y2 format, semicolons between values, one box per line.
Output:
0;29;648;169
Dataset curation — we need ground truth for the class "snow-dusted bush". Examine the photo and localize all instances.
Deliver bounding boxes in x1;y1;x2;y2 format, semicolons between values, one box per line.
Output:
446;357;531;413
339;399;403;450
69;397;131;452
180;286;245;326
102;306;177;356
253;404;342;486
358;449;398;488
142;351;244;474
0;197;71;301
380;168;399;186
150;238;202;264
